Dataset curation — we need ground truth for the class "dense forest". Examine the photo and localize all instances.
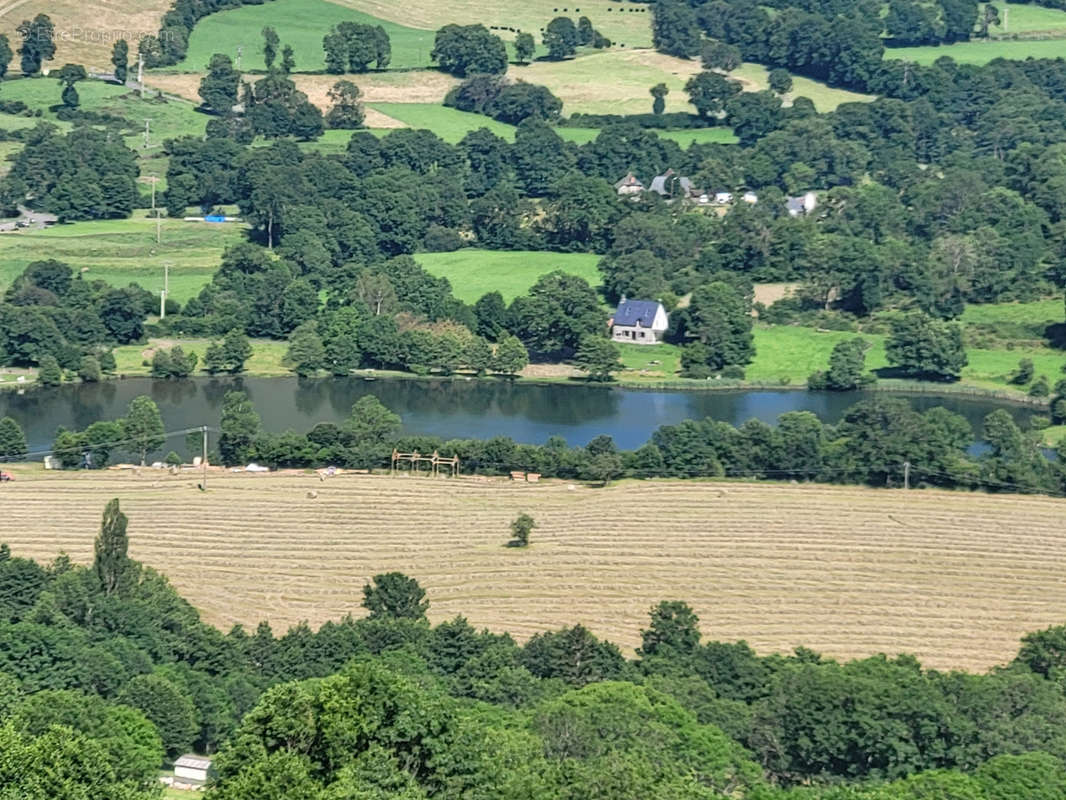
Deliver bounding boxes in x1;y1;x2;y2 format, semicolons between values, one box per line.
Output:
4;500;1066;798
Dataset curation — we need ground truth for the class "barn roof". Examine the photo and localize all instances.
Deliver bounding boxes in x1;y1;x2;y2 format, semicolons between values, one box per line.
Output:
614;299;663;328
175;755;212;771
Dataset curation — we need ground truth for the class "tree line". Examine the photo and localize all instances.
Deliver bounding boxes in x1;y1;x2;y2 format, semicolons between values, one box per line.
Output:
22;387;1062;496
6;505;1066;797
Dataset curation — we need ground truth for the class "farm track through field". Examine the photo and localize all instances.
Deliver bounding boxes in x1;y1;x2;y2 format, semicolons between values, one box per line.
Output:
2;471;1064;671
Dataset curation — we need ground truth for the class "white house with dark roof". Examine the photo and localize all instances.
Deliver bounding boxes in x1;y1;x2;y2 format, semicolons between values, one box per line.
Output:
610;298;669;345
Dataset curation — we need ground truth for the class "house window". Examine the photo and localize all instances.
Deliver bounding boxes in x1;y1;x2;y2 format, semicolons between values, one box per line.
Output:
639;331;645;338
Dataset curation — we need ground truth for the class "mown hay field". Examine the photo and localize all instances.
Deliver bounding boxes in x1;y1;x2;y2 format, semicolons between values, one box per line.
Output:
2;469;1065;672
0;0;172;69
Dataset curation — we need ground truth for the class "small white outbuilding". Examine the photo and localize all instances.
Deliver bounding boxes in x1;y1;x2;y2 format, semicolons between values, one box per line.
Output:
173;754;213;788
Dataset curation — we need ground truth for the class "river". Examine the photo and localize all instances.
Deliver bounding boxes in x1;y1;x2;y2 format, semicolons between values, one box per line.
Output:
0;377;1041;457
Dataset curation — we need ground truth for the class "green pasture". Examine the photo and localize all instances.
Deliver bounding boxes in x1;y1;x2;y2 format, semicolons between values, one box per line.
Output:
960;298;1063;327
338;0;653;50
729;63;877;112
369;103;517;142
415;249;602;303
0;217;245;303
0;77;208;154
177;0;436;72
113;338;290;376
982;2;1066;35
886;37;1066;64
368;102;736;145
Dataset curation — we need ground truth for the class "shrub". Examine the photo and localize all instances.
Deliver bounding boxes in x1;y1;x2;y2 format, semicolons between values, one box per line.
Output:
1029;376;1050;397
508;513;535;547
720;365;745;379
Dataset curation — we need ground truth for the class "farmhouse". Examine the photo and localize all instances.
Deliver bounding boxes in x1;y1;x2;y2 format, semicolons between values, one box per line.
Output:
610;298;669;344
614;172;644;196
173;754;213;789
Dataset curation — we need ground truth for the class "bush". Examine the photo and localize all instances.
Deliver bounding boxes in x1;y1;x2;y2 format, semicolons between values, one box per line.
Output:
1010;358;1035;385
1029;376;1050;397
720;365;745;379
1030;415;1051;431
807;370;828;390
165;451;182;466
508;513;535;547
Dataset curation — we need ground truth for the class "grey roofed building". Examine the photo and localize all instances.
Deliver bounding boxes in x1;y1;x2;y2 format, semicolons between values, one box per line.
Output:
649;168;675;195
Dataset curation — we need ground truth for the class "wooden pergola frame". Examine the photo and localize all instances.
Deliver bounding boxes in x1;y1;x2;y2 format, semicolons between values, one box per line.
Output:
390;449;460;478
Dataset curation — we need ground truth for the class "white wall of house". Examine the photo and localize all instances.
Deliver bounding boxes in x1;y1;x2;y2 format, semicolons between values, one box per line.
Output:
175;765;208;783
613;325;661;344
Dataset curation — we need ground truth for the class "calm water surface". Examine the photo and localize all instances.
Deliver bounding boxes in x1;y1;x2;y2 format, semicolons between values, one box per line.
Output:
0;377;1039;456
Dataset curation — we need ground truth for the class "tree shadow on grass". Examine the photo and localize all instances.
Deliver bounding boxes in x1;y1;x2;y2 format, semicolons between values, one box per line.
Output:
872;366;960;383
1044;322;1066;350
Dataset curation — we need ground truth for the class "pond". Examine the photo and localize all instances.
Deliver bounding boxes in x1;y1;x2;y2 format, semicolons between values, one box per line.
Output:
0;376;1040;457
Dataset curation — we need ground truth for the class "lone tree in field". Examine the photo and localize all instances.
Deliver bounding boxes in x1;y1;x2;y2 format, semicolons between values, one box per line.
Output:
55;63;87;108
544;17;579;60
262;26;280;70
16;14;55;76
650;82;669;115
768;68;792;96
94;499;131;596
325;79;365;129
0;35;13;80
509;513;536;547
0;416;27;461
514;32;535;64
111;40;128;84
362;572;429;620
885;312;968;381
685;71;741;118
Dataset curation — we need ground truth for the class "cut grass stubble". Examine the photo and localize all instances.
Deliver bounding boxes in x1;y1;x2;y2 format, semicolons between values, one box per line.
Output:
2;469;1064;673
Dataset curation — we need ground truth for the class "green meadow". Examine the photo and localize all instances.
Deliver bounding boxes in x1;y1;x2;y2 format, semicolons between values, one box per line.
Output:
415;249;603;303
177;0;436;72
0;217;246;303
885;37;1066;64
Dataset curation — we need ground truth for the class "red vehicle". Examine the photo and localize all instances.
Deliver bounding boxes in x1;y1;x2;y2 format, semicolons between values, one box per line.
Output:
0;471;13;482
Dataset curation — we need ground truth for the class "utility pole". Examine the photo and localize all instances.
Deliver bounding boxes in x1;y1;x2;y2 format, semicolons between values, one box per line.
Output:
201;426;208;490
155;208;162;244
143;119;151;150
236;44;243;70
903;460;911;490
138;53;144;99
148;174;158;211
156;258;169;317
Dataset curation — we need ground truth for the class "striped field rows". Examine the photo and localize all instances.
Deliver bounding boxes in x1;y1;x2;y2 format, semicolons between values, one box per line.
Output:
2;470;1064;671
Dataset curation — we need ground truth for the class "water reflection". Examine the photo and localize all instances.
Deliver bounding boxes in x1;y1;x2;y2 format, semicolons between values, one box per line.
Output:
0;376;1037;455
